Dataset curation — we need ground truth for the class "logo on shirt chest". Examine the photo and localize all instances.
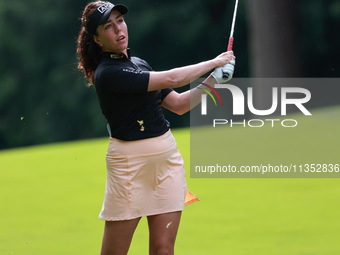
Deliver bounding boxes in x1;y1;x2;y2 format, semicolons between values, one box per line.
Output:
123;68;142;74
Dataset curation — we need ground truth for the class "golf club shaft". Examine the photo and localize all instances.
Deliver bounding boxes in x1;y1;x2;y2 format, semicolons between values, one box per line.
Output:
228;0;239;51
223;0;239;78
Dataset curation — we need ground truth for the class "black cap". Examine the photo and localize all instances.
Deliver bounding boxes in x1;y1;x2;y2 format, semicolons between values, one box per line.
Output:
86;2;128;36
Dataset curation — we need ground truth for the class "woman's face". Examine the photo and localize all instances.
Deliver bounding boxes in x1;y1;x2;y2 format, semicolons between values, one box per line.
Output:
94;9;128;54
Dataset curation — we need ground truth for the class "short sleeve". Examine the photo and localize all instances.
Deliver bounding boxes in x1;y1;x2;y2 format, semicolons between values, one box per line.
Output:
161;88;174;101
131;57;153;71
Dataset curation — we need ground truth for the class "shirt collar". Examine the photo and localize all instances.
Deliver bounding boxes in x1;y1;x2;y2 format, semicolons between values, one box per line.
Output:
103;48;131;60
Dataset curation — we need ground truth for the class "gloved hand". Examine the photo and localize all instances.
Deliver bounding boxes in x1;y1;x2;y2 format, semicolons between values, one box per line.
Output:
211;60;235;84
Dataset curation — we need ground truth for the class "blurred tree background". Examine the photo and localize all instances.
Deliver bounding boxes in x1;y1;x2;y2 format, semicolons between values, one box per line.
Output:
0;0;339;149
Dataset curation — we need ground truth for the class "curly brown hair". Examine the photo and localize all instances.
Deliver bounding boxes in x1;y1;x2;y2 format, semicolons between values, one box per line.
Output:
76;1;108;86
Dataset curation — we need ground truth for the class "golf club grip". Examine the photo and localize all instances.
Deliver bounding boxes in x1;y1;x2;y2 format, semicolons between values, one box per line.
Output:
223;37;234;78
227;37;234;51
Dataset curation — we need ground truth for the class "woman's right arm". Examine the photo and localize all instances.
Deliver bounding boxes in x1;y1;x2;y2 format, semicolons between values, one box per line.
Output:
147;51;235;92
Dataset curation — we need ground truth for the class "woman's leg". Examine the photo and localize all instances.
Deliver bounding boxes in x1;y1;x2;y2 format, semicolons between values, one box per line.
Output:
100;217;141;255
147;211;182;255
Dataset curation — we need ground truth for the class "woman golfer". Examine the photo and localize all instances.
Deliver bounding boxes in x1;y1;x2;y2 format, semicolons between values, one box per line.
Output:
77;1;235;254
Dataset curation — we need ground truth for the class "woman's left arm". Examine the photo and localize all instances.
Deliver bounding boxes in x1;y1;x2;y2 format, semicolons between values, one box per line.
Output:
161;75;216;115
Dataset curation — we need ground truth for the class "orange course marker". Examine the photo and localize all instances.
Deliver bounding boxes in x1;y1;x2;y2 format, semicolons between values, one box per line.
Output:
185;190;199;206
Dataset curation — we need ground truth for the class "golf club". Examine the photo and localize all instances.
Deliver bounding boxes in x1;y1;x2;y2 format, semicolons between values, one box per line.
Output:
223;0;239;78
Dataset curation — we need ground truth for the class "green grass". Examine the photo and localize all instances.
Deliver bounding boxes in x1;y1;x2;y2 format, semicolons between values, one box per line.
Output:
1;106;340;254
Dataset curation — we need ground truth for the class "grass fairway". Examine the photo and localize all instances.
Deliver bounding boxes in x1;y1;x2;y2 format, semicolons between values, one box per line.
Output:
1;107;340;254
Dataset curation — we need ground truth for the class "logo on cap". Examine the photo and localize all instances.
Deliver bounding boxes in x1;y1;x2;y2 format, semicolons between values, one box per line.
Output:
97;3;114;14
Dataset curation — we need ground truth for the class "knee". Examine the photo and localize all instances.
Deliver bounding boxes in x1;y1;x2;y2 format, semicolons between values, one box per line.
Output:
152;249;170;255
150;245;173;255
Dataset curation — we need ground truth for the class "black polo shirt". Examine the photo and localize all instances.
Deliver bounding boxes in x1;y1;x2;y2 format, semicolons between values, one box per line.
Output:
94;50;173;141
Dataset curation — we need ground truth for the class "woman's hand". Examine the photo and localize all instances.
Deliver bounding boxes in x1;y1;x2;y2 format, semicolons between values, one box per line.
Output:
212;51;236;68
212;59;236;83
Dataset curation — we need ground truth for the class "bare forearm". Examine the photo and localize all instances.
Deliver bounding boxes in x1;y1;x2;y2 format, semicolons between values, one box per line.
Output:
162;75;217;115
168;60;216;88
189;75;217;111
148;51;234;92
149;60;216;92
